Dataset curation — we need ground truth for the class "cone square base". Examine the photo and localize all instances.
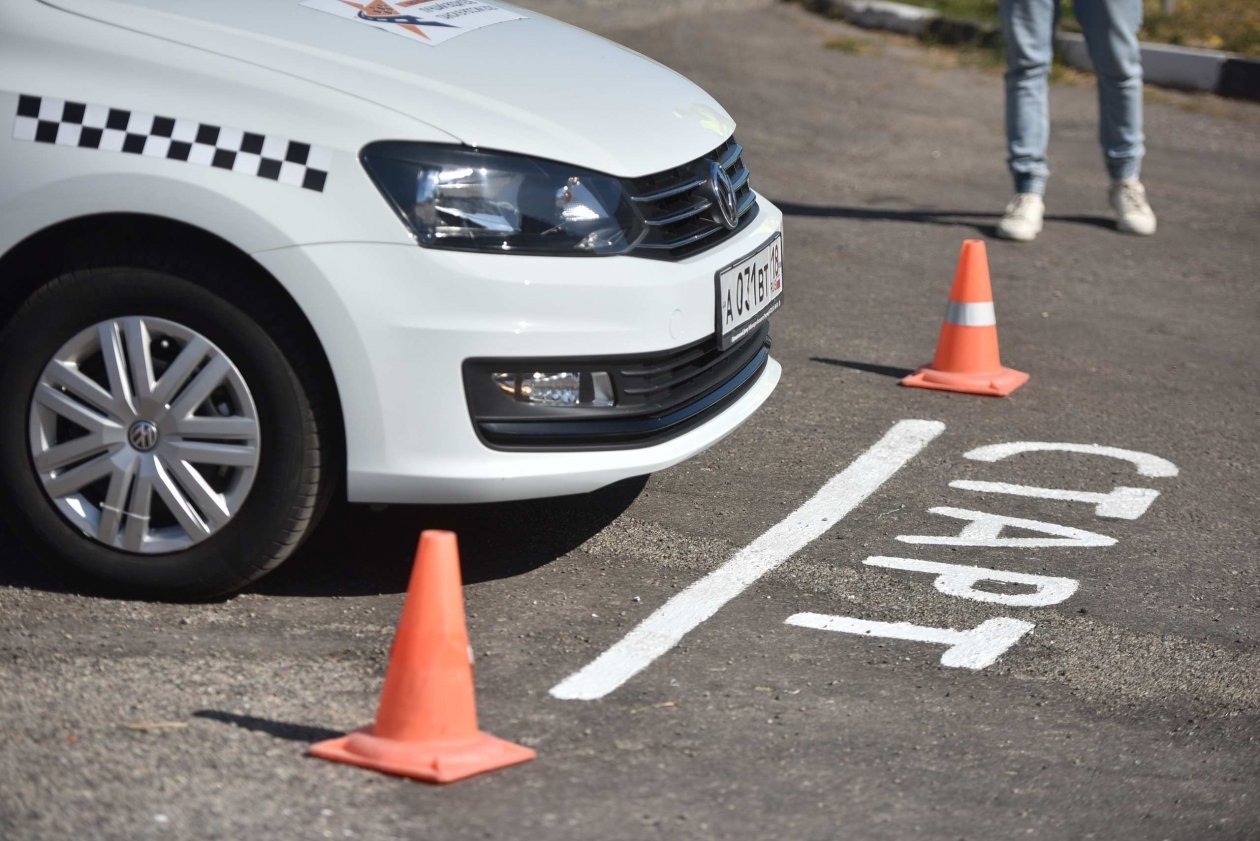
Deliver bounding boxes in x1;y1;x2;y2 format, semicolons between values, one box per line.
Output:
900;365;1029;397
309;727;536;784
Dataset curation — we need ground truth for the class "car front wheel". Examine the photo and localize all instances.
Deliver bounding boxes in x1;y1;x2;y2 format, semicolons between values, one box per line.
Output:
0;260;331;599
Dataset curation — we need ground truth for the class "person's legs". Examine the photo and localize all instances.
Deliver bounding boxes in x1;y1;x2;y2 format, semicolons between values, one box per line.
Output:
1076;0;1155;233
1000;0;1059;195
1074;0;1144;181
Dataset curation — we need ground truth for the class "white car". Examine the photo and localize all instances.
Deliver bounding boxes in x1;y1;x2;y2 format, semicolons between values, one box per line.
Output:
0;0;784;598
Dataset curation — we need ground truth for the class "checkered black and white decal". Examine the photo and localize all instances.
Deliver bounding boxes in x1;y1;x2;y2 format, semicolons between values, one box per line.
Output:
12;95;331;192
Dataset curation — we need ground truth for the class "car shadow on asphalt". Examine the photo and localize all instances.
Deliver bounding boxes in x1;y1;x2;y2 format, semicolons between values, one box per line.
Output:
250;475;650;598
0;476;648;600
772;199;1113;235
0;519;77;594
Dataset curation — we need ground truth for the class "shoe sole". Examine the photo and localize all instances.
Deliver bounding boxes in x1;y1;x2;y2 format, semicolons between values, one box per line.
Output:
997;225;1040;242
1116;221;1156;236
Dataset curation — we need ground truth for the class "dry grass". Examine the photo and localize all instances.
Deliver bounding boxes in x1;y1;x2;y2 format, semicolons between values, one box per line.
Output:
888;0;1260;57
824;35;885;55
1137;0;1260;56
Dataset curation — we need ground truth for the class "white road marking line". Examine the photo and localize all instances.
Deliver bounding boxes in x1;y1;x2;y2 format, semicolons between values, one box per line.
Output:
549;419;946;701
864;555;1078;607
785;613;1034;670
896;506;1117;548
949;480;1160;520
963;442;1179;477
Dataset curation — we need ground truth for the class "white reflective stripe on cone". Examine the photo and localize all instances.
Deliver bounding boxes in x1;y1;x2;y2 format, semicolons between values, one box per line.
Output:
945;300;996;326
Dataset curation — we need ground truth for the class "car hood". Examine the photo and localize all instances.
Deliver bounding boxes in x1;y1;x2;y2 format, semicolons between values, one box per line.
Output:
37;0;737;177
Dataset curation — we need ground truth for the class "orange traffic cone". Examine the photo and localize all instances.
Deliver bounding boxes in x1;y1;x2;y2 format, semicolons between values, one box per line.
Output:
900;239;1029;397
309;530;535;783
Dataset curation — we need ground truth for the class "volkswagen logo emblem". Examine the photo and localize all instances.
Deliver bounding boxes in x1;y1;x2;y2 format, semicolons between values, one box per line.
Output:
128;420;160;452
707;161;739;230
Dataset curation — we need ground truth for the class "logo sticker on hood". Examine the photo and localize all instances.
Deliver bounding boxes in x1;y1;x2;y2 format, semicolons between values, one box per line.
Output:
300;0;524;45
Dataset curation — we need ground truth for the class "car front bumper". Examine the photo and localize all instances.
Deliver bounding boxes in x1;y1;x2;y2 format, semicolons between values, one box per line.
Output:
252;197;783;504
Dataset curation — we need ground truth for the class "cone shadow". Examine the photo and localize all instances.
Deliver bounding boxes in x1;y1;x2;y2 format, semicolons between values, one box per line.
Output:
772;200;1112;236
774;199;999;228
810;357;916;379
193;710;343;743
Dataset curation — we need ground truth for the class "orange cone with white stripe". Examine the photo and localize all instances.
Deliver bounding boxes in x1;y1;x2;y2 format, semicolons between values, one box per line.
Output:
900;239;1028;397
309;530;535;783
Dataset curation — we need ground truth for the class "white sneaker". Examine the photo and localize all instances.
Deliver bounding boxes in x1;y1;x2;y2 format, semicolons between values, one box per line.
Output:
1110;178;1157;235
996;193;1045;242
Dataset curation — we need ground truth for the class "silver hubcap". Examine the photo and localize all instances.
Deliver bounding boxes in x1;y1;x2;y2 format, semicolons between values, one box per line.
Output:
28;316;261;554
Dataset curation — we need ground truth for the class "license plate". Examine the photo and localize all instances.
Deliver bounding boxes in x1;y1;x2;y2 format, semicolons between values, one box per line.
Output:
715;231;783;350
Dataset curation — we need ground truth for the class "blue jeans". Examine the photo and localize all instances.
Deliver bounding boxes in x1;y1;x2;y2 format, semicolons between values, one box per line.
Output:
1000;0;1145;194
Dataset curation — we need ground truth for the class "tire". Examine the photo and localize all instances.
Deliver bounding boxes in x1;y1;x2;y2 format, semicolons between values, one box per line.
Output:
0;259;331;599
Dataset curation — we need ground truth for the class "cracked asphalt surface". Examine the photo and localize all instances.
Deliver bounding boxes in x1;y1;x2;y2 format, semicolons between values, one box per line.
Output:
2;2;1258;839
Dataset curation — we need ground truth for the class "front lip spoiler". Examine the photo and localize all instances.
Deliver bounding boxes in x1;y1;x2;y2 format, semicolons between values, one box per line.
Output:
476;345;771;452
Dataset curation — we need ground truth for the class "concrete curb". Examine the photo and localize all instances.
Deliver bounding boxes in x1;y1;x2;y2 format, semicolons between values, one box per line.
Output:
1056;33;1223;92
801;0;1260;102
805;0;939;37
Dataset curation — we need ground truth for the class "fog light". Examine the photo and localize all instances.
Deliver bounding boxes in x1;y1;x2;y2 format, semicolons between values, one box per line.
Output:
491;371;615;407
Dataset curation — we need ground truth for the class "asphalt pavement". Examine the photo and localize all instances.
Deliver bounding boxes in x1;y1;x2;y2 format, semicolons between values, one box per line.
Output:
2;2;1258;839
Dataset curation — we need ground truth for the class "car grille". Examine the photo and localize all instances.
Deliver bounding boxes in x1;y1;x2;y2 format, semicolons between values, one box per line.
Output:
627;137;758;260
464;324;772;450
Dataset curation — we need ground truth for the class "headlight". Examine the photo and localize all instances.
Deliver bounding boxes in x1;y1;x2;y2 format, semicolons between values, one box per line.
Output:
361;142;647;255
